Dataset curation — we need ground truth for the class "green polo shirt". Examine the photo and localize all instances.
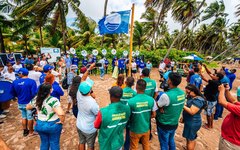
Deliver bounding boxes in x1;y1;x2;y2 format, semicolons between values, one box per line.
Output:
128;93;155;134
143;77;157;98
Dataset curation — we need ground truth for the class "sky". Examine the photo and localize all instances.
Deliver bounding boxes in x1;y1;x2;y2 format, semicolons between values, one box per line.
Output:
66;0;239;33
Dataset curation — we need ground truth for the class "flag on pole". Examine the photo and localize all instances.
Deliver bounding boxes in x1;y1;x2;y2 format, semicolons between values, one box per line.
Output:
98;10;131;35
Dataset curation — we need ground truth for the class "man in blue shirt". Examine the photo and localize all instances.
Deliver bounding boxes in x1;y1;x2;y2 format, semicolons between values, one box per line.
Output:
223;67;236;90
8;54;15;65
104;58;109;74
82;57;88;67
139;59;146;76
11;68;37;136
118;58;125;74
135;57;140;70
39;64;54;84
111;57;117;73
24;55;34;65
190;67;202;90
72;54;80;67
20;57;25;67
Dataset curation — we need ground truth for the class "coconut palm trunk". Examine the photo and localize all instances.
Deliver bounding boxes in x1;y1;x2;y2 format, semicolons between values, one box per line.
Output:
101;0;108;47
163;0;206;60
58;0;67;53
0;27;5;53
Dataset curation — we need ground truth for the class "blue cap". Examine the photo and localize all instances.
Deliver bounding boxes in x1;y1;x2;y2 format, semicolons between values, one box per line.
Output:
43;64;54;72
18;68;29;76
79;79;94;95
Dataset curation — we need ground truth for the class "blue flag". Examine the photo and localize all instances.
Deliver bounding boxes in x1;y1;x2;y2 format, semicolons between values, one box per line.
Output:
98;10;131;35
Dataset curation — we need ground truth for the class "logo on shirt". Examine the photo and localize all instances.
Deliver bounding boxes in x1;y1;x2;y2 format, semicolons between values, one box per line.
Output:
112;113;126;121
18;82;25;85
123;93;133;97
136;101;148;108
177;94;185;101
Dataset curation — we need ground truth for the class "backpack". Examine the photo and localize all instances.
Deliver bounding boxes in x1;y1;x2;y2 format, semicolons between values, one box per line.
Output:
204;80;221;102
62;77;69;89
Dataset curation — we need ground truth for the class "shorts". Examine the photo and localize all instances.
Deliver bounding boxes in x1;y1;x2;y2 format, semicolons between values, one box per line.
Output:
77;128;97;148
18;104;33;120
132;70;137;74
67;86;72;103
205;101;217;116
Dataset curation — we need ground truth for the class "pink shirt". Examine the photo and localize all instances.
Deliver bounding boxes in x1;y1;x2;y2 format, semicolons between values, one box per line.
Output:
221;102;240;146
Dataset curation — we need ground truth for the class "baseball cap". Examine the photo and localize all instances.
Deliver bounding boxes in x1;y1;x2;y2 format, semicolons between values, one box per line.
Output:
70;65;78;70
109;86;123;98
43;64;54;72
79;79;94;95
18;68;29;76
80;67;87;73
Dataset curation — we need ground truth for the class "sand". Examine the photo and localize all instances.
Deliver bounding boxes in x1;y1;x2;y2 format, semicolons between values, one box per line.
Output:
0;67;239;150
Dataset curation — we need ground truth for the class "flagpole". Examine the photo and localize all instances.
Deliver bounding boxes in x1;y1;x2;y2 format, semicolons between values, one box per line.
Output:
128;3;135;76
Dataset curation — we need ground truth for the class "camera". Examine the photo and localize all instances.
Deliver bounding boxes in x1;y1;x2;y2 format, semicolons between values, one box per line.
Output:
95;63;102;67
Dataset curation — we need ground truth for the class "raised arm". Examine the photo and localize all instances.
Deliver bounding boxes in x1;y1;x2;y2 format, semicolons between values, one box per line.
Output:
82;63;95;81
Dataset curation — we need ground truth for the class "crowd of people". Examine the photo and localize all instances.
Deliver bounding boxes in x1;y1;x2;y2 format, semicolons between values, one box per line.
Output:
0;52;239;150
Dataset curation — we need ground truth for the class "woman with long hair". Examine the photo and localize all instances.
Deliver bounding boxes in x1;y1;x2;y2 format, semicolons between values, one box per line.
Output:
112;58;119;79
182;84;206;150
69;76;81;118
27;83;65;150
112;74;126;89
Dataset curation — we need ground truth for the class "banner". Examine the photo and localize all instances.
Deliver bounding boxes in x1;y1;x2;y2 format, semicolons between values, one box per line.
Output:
98;10;130;35
40;47;61;63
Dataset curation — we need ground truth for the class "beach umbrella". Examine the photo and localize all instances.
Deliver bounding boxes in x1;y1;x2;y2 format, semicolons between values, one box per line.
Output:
183;54;203;61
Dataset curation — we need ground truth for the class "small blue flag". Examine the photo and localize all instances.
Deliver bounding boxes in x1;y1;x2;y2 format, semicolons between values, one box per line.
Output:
98;10;131;35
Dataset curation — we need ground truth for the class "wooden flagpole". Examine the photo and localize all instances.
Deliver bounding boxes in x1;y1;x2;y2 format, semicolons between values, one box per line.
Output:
128;3;135;76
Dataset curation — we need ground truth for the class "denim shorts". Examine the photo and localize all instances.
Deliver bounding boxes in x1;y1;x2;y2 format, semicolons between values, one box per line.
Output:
18;104;33;120
205;101;217;116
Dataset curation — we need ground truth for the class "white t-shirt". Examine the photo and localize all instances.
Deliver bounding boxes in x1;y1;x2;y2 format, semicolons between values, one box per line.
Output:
3;72;16;81
159;62;166;71
76;91;99;134
30;96;61;122
28;70;42;87
13;64;23;72
40;60;47;67
132;62;137;70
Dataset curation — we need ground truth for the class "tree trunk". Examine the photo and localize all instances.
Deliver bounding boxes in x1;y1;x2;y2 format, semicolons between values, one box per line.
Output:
101;0;108;47
0;27;5;53
210;44;239;62
163;0;206;60
150;7;165;50
39;25;43;47
58;0;67;53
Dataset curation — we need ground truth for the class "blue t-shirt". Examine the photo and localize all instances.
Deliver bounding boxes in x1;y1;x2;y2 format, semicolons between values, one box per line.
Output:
82;59;88;66
25;58;34;65
112;58;117;66
9;58;15;65
139;62;146;69
51;81;64;100
163;70;172;80
183;96;205;122
72;58;80;66
105;59;109;66
65;57;72;68
118;59;125;69
190;74;202;89
11;78;37;104
21;59;25;67
146;63;152;70
92;56;97;63
224;69;236;89
39;73;46;84
136;58;140;66
220;76;230;84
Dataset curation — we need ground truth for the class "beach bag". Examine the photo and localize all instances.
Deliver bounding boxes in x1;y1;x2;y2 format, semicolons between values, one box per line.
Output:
62;77;69;89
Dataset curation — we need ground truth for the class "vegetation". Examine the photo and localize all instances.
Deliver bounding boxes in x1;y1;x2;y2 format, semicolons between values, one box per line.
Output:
0;0;239;61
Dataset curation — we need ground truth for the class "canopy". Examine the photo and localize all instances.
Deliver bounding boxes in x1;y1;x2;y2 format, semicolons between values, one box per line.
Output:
183;54;203;61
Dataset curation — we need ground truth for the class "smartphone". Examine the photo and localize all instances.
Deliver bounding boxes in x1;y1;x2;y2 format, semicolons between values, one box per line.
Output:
95;63;102;67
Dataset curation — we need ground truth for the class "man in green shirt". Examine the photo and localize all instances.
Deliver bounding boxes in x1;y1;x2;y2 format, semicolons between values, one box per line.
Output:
141;68;158;99
121;77;137;150
156;72;185;150
128;79;158;150
94;86;130;150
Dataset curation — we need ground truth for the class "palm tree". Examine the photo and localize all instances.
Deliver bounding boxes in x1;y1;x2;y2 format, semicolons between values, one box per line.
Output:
202;0;228;21
163;0;206;59
133;21;146;49
13;0;84;53
144;0;174;49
